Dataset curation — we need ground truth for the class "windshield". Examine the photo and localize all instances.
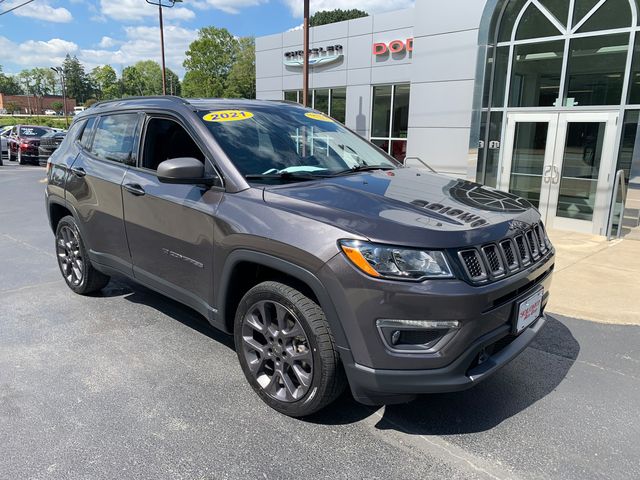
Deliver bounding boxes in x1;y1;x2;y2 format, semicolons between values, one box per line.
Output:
199;104;398;180
19;126;50;137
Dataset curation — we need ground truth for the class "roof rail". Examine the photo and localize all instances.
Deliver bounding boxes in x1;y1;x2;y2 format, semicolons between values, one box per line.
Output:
88;95;189;110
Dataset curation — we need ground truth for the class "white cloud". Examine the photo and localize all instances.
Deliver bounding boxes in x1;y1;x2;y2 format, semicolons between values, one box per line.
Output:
78;25;198;76
190;0;265;14
283;0;415;17
5;0;73;23
98;36;117;48
0;36;78;68
99;0;195;22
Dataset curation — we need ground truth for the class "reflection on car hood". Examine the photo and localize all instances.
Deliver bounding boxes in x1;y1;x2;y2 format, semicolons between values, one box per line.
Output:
263;168;541;248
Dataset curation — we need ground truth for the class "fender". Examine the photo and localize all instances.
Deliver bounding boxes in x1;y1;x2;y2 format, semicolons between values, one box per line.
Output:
217;249;351;351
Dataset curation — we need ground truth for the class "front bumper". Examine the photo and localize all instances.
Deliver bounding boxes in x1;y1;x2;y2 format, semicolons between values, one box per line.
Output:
317;249;554;405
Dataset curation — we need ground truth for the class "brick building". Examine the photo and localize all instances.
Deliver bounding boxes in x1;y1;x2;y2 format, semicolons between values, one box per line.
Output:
0;93;77;115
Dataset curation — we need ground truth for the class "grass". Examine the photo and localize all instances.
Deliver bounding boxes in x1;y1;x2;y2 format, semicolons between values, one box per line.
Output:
0;116;70;129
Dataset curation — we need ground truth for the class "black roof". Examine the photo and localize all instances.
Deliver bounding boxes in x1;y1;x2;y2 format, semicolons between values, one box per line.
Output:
86;96;291;114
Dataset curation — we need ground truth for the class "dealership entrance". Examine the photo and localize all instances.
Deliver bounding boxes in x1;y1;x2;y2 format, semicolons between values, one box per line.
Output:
500;111;618;233
476;0;640;236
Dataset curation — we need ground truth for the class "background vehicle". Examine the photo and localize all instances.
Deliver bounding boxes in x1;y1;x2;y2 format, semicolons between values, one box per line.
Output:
38;131;66;165
44;109;57;116
8;125;53;165
73;106;86;116
0;126;11;166
46;97;554;417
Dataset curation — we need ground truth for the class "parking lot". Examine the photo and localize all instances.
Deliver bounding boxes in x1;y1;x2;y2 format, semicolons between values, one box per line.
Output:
1;163;639;480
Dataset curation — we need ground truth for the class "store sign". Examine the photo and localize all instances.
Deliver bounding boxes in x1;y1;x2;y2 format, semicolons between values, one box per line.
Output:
373;38;414;56
284;45;344;67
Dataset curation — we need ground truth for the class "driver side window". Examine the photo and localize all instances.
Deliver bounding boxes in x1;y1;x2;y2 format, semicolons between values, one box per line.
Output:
141;117;206;171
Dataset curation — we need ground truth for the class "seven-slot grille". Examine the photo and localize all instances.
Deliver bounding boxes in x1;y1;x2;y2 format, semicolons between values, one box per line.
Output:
457;223;551;283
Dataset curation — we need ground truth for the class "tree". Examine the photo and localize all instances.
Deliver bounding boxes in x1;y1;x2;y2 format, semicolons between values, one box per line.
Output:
134;60;163;96
51;101;64;112
0;67;23;95
182;26;237;98
84;98;98;107
309;9;368;26
166;68;181;96
5;102;20;115
62;55;91;103
90;65;119;100
224;36;255;99
122;66;144;96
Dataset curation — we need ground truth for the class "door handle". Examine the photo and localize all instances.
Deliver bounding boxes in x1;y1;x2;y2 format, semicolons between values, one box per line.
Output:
70;166;86;177
543;165;552;184
552;166;561;184
123;183;146;196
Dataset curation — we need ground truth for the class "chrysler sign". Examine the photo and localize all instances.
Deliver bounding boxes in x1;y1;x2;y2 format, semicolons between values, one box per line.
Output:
284;45;344;67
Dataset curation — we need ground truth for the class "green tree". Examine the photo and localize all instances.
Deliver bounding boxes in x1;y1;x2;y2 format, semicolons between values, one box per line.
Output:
134;60;163;95
122;65;144;96
90;65;119;100
166;68;181;96
182;26;237;98
84;98;98;107
224;36;255;99
51;101;64;111
62;55;91;103
4;101;20;115
309;9;368;26
0;66;23;95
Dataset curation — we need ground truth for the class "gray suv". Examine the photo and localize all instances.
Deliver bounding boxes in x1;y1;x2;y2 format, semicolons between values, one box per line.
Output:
45;97;554;417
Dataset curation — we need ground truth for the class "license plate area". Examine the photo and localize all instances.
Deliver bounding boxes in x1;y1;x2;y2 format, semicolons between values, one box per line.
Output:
514;288;544;334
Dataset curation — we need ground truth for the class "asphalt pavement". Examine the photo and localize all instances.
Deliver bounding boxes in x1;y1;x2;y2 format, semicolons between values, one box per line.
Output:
1;163;639;480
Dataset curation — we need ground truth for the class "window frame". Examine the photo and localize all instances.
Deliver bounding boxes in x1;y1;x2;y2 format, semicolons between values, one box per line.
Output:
369;83;410;161
282;87;347;123
79;112;142;167
136;112;225;189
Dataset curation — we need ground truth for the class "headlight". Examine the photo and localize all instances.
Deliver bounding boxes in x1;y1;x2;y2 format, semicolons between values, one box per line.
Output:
339;240;453;280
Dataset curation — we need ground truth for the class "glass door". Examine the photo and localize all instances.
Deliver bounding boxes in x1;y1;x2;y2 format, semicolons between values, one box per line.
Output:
547;112;618;234
499;112;618;235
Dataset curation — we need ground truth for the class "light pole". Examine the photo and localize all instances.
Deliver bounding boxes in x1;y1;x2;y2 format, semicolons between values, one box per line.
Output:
145;0;182;95
303;0;310;107
51;66;69;128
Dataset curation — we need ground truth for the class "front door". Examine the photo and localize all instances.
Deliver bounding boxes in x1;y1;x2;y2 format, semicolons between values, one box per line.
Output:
499;112;618;234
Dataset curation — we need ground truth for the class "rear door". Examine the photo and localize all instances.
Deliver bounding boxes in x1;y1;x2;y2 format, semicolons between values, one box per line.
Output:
121;114;224;318
65;112;141;274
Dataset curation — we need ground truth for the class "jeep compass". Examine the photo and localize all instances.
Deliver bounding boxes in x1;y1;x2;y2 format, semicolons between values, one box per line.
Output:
45;97;554;417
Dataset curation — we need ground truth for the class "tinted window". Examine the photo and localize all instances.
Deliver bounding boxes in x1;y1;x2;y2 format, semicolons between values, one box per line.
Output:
141;118;206;171
19;126;50;137
90;114;139;163
79;117;96;149
199;104;396;179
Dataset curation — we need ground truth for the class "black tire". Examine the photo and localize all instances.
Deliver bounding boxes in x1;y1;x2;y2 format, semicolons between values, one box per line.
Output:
234;281;346;417
55;215;110;294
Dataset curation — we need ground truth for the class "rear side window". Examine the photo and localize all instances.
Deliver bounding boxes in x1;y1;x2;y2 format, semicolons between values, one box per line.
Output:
90;114;139;164
79;117;96;150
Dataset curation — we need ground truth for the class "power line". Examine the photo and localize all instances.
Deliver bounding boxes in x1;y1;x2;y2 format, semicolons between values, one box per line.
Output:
0;0;36;16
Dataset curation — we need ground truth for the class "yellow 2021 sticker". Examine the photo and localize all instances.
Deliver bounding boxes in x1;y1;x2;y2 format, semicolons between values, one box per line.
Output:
203;110;254;122
305;112;333;122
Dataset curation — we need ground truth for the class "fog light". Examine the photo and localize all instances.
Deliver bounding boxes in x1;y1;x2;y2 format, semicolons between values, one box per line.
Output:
376;319;460;353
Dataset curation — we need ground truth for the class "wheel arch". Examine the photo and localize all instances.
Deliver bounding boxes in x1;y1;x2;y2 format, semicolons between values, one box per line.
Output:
217;250;350;351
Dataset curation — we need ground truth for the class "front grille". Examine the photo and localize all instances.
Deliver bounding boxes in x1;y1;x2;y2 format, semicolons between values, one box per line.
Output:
457;222;552;284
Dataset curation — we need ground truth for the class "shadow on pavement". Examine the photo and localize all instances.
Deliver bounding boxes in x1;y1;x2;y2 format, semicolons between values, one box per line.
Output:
310;315;579;431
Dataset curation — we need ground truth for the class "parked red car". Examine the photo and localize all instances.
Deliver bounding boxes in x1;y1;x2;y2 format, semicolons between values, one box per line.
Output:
7;125;54;165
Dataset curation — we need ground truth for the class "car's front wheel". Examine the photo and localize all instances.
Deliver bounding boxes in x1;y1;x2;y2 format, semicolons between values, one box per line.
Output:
234;281;345;417
55;215;110;294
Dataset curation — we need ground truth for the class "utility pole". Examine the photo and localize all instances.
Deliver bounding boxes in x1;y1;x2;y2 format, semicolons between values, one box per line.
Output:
51;67;69;128
303;0;310;107
146;0;181;96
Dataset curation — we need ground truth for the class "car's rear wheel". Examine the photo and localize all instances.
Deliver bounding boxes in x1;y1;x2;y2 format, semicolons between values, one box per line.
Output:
55;215;110;294
234;281;345;417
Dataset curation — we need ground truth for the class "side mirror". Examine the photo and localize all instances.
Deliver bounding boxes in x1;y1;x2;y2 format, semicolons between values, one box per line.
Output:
157;157;214;186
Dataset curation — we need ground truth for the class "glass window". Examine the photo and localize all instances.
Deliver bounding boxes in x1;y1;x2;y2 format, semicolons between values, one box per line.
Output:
509;121;550;207
330;88;346;123
491;46;510;108
576;0;631;33
498;0;527;42
371;85;392;137
539;0;570;26
572;0;601;26
485;111;504;188
391;84;410;138
284;91;297;102
516;3;562;40
79;117;96;150
565;33;628;106
627;36;640;104
141;118;206;171
198;103;397;181
90;114;139;163
509;40;564;107
313;89;329;115
617;110;639;185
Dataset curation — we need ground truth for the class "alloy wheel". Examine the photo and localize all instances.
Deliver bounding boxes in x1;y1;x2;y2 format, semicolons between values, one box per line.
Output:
56;225;84;286
240;300;313;402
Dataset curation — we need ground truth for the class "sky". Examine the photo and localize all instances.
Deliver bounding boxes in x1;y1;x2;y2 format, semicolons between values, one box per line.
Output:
0;0;415;77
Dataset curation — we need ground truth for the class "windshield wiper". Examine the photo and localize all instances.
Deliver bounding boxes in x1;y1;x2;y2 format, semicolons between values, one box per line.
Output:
331;164;396;176
244;171;331;182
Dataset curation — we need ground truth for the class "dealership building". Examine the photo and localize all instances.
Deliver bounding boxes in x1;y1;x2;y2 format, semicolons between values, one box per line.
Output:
255;0;640;237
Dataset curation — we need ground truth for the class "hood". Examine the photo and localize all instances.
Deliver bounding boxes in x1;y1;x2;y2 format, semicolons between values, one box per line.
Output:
263;168;541;249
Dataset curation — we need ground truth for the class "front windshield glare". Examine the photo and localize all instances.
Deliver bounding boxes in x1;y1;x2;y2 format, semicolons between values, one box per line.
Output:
199;105;397;179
